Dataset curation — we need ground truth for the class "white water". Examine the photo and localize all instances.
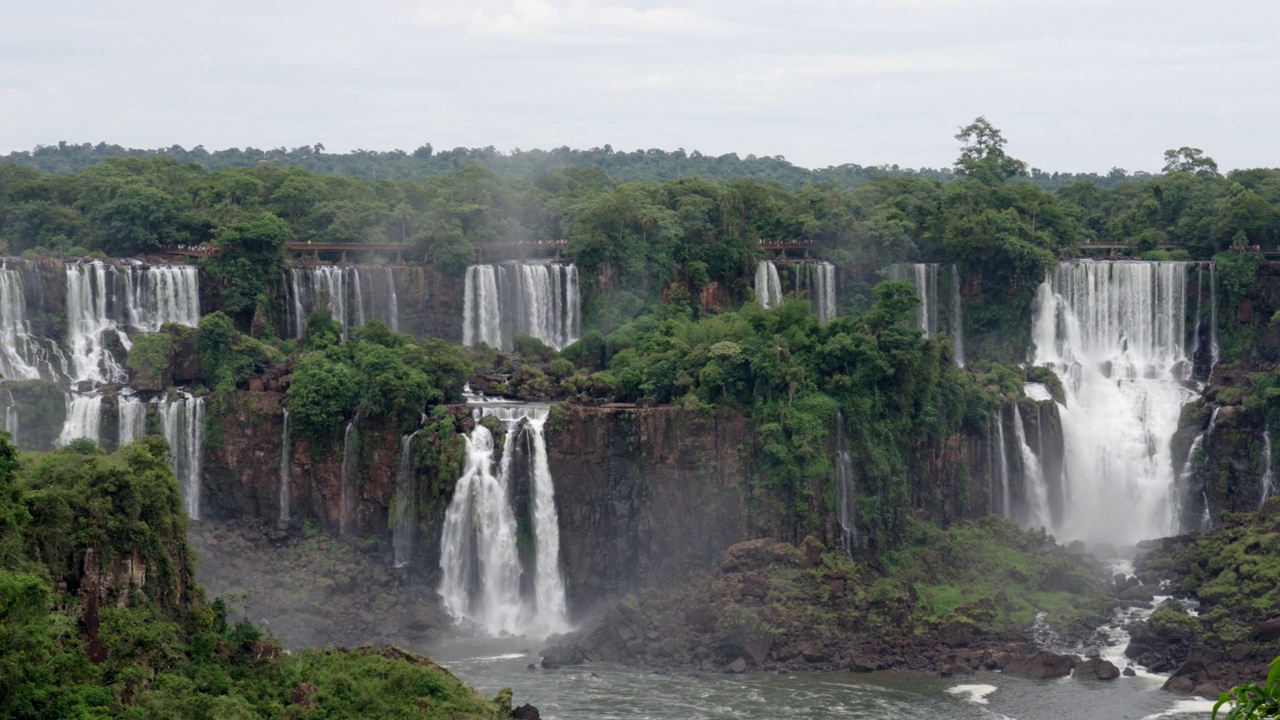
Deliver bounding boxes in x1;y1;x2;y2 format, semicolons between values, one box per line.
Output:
340;418;359;536
117;395;148;447
122;264;201;332
812;261;837;324
439;403;569;637
160;393;205;520
995;407;1010;518
834;412;857;555
463;263;580;351
65;262;130;385
393;431;419;568
889;263;964;363
1031;262;1199;544
0;263;59;381
287;266;400;339
279;407;291;523
755;261;783;309
58;394;103;446
1011;406;1052;529
756;260;837;322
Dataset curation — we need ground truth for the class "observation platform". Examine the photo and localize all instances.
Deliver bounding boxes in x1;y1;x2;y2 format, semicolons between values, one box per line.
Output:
759;240;815;260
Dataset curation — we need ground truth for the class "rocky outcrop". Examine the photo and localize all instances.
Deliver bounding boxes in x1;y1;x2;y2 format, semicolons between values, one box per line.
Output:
1003;651;1078;679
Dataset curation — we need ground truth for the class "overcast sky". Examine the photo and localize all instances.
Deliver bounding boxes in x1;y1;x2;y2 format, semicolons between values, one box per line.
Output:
2;0;1277;173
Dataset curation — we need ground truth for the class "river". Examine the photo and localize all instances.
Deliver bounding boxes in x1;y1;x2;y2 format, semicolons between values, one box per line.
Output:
421;636;1216;720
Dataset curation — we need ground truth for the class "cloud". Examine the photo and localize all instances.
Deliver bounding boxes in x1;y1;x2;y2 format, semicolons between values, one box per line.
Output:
415;0;747;42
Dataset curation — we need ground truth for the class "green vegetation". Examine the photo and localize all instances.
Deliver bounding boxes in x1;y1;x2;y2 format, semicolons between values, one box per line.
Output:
0;430;513;719
587;284;994;547
286;319;471;445
1216;656;1280;719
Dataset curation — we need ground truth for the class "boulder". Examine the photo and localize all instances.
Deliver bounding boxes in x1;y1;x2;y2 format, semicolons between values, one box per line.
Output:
512;703;541;720
1074;657;1120;680
1003;651;1077;679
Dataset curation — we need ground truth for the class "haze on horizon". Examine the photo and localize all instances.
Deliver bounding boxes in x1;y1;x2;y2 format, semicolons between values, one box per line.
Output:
2;0;1277;175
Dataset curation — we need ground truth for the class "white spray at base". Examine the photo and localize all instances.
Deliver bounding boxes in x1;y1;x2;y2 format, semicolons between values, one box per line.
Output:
1031;261;1202;545
438;403;568;638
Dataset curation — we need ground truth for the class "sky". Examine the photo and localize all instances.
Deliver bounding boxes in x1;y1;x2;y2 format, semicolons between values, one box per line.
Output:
2;0;1278;174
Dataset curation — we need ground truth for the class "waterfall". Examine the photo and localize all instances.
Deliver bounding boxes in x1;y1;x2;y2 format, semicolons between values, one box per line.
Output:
160;393;205;520
1031;261;1198;544
1179;406;1218;529
340;418;359;536
117;395;148;446
462;264;580;351
755;261;783;309
57;394;103;446
386;268;400;333
1209;263;1220;368
834;412;857;555
438;403;569;637
807;262;837;324
1262;430;1275;507
65;262;130;385
995;406;1010;518
890;263;937;337
287;266;401;339
1011;406;1052;529
0;387;16;443
279;407;291;523
393;431;419;568
889;263;965;361
122;264;201;332
951;265;965;366
0;262;56;381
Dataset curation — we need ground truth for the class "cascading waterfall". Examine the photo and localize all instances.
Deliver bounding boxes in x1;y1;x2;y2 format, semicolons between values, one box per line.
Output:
122;264;201;332
757;260;837;322
1261;430;1274;507
888;263;964;363
1011;407;1052;529
287;266;400;339
1180;407;1219;530
755;260;784;309
117;395;148;446
0;262;59;381
1031;261;1203;544
462;264;580;351
340;418;360;536
393;431;419;568
160;394;205;520
995;406;1010;518
438;403;569;637
58;394;103;446
65;262;130;385
279;407;291;523
833;412;857;555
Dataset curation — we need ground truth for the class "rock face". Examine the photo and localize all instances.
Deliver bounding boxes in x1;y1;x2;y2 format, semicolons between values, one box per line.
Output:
547;406;751;612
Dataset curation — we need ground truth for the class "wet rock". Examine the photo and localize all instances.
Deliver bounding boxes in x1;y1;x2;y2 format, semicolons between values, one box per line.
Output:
1073;657;1120;680
720;613;774;666
724;657;748;673
512;703;541;719
1122;667;1136;677
1003;651;1077;679
541;643;587;669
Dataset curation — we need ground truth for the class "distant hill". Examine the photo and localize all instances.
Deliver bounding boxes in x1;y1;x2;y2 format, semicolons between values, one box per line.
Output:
0;141;1144;190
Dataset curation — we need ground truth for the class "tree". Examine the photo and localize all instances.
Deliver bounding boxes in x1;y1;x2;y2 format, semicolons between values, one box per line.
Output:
954;117;1027;185
1163;146;1221;177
